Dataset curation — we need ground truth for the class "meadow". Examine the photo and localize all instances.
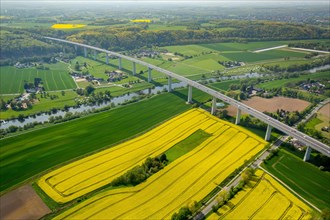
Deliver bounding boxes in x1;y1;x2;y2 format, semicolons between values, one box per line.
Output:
262;149;330;210
0;91;203;192
0;66;76;94
208;170;313;220
258;71;330;89
38;109;215;203
0;91;77;119
53;109;267;218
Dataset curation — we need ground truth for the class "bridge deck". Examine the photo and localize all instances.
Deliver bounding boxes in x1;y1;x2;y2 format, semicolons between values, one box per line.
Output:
44;36;330;157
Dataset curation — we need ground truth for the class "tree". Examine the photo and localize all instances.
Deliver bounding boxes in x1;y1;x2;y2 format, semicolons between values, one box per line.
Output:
18;114;25;122
74;61;80;71
216;189;229;205
61;91;65;96
85;85;95;95
0;99;7;110
241;168;254;184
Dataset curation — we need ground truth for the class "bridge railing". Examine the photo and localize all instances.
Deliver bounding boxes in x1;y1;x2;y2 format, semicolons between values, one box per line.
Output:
44;36;330;157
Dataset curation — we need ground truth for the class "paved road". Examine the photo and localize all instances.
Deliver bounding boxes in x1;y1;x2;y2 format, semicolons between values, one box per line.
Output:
194;135;287;220
195;99;330;219
44;36;330;157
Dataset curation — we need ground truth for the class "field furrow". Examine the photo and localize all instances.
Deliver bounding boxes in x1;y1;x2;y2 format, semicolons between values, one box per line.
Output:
51;109;268;219
209;170;313;220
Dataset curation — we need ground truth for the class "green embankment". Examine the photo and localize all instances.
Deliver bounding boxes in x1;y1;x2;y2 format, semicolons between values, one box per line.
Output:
262;149;330;210
259;71;330;89
0;88;212;193
208;79;240;92
165;129;212;163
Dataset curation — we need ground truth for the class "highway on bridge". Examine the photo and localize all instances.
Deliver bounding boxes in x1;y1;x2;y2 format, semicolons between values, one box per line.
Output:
44;36;330;157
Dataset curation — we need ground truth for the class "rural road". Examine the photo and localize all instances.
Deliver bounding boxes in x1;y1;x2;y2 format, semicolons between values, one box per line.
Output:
194;99;329;219
193;134;288;220
296;98;330;127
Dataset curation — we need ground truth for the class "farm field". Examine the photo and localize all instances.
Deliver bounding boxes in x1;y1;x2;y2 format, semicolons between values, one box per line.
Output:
53;109;267;218
305;103;330;139
0;185;51;220
208;170;313;220
226;96;311;117
0;90;77;120
38;109;217;203
0;66;76;94
262;149;330;210
0;91;196;192
208;79;241;91
258;71;330;89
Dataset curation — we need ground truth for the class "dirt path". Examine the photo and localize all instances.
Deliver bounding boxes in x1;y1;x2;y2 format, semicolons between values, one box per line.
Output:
0;185;51;220
253;45;287;53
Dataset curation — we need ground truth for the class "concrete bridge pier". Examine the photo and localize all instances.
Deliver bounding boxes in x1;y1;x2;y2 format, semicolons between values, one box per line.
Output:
168;76;172;92
93;50;97;60
265;124;272;141
132;62;136;75
303;146;312;161
74;45;78;51
84;47;87;58
148;67;152;82
235;108;241;125
106;54;109;64
187;85;193;103
211;97;217;115
118;57;122;70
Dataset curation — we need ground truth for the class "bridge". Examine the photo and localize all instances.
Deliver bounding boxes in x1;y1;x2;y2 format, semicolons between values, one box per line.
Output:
44;36;330;160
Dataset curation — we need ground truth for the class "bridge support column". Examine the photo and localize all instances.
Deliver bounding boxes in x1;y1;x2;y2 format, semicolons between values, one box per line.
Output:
187;85;193;103
303;146;312;162
132;62;136;75
93;50;97;60
265;124;272;141
168;76;172;92
84;47;87;57
235;108;241;125
74;45;78;51
148;67;152;82
118;57;122;70
211;97;217;115
106;54;109;64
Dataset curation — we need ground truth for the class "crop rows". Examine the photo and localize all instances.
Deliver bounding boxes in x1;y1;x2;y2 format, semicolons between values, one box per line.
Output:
49;109;267;219
38;109;215;203
0;66;76;94
208;170;312;220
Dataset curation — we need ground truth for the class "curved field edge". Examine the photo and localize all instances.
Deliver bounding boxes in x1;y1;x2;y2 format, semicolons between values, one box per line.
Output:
261;149;330;210
0;92;193;193
37;109;213;203
52;111;267;219
208;170;313;220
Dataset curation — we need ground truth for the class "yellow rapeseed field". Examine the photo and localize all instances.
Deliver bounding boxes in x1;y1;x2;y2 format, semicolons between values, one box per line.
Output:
131;19;151;23
39;109;214;203
208;170;313;220
51;24;86;29
52;109;267;219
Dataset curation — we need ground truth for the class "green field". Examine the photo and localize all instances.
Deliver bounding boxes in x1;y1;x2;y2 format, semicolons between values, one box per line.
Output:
259;71;330;89
0;91;77;120
262;149;330;210
0;66;76;94
163;44;216;56
165;129;212;163
208;79;241;91
0;88;213;192
200;41;287;52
